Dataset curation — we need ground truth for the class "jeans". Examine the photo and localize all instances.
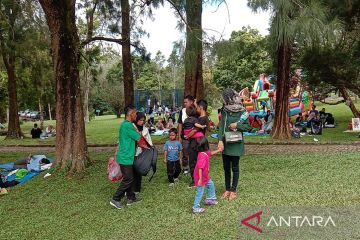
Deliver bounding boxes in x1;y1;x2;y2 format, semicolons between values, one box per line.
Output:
167;160;181;183
222;154;240;192
181;139;190;170
193;179;216;209
112;165;136;201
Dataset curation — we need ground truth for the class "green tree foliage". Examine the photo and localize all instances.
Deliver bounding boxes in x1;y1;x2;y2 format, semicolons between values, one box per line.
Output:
212;27;272;91
299;0;360;117
299;0;360;94
249;0;332;139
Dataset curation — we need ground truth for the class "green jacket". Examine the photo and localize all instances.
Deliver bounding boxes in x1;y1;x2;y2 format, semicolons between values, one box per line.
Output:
117;120;141;165
218;109;251;157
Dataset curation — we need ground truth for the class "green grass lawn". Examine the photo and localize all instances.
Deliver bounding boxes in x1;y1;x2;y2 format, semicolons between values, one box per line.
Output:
1;102;359;145
1;150;359;239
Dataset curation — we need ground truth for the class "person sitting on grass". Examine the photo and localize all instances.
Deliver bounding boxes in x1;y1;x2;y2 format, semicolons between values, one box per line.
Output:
166;117;174;129
31;123;42;139
45;125;56;137
295;113;304;127
161;117;167;128
250;115;262;132
155;119;164;130
163;128;183;187
192;137;222;214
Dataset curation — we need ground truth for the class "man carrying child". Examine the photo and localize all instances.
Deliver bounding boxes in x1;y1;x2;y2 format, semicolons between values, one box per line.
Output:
183;100;209;188
177;95;195;174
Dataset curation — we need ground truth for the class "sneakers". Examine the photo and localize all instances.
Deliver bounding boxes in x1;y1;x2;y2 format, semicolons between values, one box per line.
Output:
169;182;174;187
229;192;237;200
174;178;179;182
188;182;195;189
0;188;8;195
221;191;230;199
183;170;189;175
127;197;143;206
192;207;206;214
109;199;123;209
205;199;218;205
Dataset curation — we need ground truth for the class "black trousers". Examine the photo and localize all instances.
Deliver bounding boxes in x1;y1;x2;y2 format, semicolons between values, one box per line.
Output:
188;139;198;183
113;165;136;201
181;139;190;169
167;160;181;183
222;154;240;192
133;167;142;193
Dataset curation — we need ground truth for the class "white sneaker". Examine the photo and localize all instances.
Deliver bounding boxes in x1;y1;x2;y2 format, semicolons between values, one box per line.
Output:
174;178;179;182
183;170;189;174
169;183;174;187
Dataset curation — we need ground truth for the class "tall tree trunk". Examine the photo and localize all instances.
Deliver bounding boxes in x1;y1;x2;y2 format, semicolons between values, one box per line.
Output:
121;0;134;106
339;86;360;118
83;67;90;123
4;62;22;138
0;2;22;139
184;0;203;100
39;98;44;130
48;103;52;121
272;43;292;140
40;0;88;174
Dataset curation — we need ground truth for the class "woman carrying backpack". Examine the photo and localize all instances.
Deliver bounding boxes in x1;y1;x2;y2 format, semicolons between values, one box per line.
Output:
134;112;153;193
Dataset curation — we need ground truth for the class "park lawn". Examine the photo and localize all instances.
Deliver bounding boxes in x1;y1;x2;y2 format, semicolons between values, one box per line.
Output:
1;102;359;146
1;150;360;240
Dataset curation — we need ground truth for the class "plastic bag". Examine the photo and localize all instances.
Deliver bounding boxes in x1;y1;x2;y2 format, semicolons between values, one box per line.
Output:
107;157;122;182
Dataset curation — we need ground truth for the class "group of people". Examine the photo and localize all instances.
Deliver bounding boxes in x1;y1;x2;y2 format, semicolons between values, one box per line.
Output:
110;89;252;214
30;124;56;139
293;105;335;135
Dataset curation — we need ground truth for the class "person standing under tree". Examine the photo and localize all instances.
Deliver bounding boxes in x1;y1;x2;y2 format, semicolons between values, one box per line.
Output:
186;100;209;188
218;89;252;200
110;105;141;209
163;128;183;187
134;112;153;194
177;95;195;174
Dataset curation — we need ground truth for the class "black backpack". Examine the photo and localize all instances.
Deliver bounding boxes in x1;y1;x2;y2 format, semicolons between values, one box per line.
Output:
134;147;158;182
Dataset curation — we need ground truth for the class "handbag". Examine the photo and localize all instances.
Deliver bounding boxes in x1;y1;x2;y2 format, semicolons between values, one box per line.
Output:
224;113;243;143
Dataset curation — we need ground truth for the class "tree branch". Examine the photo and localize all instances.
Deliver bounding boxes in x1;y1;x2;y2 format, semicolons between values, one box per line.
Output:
166;0;190;31
81;36;124;47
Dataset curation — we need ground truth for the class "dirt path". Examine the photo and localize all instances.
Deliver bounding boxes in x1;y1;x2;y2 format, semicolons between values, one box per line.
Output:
1;144;360;155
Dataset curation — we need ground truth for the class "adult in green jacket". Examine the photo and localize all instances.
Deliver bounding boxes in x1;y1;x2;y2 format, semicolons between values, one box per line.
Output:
110;105;141;209
218;89;251;200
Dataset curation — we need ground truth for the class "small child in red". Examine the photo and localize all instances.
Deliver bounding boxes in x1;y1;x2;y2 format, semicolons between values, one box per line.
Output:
192;137;222;214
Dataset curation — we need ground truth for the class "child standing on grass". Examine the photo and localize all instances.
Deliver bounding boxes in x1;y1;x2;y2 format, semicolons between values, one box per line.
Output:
193;137;222;214
164;128;183;187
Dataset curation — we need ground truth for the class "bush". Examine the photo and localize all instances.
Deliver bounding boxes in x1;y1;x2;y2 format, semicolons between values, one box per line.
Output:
207;106;213;116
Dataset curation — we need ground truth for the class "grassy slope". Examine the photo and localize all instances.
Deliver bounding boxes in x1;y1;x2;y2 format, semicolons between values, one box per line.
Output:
1;150;359;239
1;102;359;145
